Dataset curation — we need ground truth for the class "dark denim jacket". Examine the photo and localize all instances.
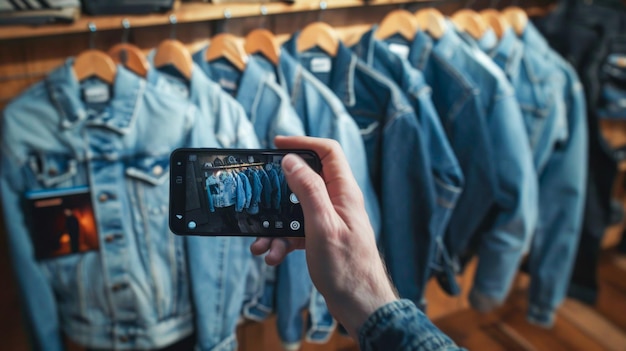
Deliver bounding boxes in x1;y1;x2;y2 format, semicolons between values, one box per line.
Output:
352;28;465;301
284;35;438;308
253;52;380;345
393;28;537;309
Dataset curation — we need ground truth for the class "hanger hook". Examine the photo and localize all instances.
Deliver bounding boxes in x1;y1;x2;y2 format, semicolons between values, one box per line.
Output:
88;22;97;49
260;1;268;28
121;18;131;43
169;14;178;39
317;0;327;22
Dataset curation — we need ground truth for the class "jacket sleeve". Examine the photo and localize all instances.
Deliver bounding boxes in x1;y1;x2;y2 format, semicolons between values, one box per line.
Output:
1;147;65;351
358;300;464;351
235;173;245;213
470;93;538;311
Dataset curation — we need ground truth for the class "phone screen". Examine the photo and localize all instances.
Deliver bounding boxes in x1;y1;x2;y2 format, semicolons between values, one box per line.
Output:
169;148;321;237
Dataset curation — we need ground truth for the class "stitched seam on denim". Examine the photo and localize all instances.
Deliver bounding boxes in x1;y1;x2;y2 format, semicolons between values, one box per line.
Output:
434;175;462;193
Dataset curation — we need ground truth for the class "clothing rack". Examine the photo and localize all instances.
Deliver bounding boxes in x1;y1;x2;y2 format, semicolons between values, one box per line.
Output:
205;162;266;170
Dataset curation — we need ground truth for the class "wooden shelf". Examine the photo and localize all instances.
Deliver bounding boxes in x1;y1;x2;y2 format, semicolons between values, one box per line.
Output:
0;0;434;40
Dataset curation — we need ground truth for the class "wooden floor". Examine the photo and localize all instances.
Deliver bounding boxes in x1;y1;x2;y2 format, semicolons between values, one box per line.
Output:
430;249;626;351
238;248;626;351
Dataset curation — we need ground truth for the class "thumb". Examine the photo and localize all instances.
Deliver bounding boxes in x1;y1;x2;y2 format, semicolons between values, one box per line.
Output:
281;154;334;222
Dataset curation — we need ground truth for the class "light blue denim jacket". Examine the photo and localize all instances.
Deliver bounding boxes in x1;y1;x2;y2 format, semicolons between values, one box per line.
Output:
398;28;538;308
519;23;588;327
192;47;305;148
352;28;465;302
145;62;262;350
253;51;380;346
284;35;438;309
0;62;211;350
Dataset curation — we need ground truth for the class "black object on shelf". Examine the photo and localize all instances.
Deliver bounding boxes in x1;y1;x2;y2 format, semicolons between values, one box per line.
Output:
82;0;175;15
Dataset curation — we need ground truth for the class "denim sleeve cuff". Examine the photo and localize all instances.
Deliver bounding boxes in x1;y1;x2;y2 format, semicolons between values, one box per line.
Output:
469;288;504;313
527;304;556;328
358;299;461;351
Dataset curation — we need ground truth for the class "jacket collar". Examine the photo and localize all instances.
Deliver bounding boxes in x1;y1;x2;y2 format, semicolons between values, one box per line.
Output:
283;32;357;107
45;59;143;133
489;28;524;81
193;46;268;115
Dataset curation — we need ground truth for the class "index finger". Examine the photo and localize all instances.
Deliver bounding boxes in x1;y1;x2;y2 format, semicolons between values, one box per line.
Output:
274;136;360;195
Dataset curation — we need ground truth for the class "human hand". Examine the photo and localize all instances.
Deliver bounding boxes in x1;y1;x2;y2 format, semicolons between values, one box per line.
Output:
250;136;398;338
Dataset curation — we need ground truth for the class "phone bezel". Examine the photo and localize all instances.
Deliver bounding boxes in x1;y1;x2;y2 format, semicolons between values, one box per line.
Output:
169;148;321;237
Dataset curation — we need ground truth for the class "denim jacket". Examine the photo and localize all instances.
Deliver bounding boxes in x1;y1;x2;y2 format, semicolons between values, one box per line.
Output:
245;168;262;215
284;35;438;308
145;60;264;350
519;23;588;327
239;171;252;209
352;28;465;297
0;62;212;350
192;48;305;148
253;52;380;346
146;61;260;150
396;28;537;308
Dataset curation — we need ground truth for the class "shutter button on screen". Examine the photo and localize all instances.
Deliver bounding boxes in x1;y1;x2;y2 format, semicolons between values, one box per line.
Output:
290;221;301;231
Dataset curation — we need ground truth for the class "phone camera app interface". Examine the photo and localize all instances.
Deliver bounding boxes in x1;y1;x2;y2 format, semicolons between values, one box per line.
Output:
181;152;307;236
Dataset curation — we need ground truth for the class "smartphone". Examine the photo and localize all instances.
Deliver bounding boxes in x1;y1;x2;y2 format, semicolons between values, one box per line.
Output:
169;148;322;237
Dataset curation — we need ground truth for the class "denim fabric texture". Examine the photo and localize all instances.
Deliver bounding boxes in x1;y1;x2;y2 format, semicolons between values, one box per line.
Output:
352;28;465;303
394;28;537;309
284;35;438;309
192;48;305;148
267;166;281;210
517;22;589;328
146;60;260;150
244;169;262;215
0;62;214;350
206;175;217;212
254;52;379;345
358;299;464;351
239;172;252;209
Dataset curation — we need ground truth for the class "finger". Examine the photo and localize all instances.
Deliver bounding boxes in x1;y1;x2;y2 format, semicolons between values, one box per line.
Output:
281;153;336;224
250;237;272;256
275;136;362;204
265;238;291;266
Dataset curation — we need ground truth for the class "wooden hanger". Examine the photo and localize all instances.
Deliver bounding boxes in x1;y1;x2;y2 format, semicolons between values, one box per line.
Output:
480;9;510;39
451;9;488;40
205;33;248;72
244;29;280;66
297;22;339;57
502;7;528;36
153;39;193;80
375;9;419;41
73;49;117;84
415;8;447;40
108;43;149;78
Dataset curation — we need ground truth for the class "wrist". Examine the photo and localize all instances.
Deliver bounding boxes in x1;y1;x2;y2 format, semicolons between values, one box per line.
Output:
329;265;398;338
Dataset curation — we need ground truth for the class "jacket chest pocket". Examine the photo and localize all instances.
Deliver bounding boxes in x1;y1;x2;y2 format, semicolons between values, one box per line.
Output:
125;155;171;216
24;153;88;190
